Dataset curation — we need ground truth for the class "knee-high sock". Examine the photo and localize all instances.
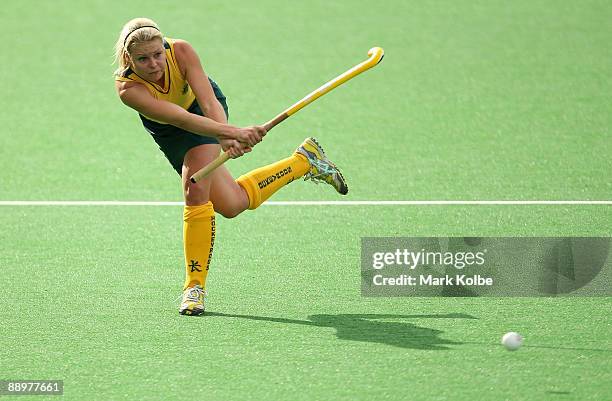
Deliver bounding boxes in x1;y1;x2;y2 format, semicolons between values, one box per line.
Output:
236;154;309;210
183;202;216;290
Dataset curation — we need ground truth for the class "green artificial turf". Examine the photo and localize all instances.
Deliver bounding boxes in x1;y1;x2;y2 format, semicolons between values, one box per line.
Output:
1;0;611;400
1;207;611;400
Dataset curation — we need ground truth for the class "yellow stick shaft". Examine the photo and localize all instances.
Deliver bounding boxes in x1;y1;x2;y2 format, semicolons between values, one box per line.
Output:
189;47;384;184
189;152;230;182
282;47;384;118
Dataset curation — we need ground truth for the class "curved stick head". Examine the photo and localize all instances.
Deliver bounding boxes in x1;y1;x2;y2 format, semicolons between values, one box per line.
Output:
368;47;385;65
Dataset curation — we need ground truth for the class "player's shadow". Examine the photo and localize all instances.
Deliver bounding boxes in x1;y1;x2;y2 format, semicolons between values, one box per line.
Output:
206;312;476;350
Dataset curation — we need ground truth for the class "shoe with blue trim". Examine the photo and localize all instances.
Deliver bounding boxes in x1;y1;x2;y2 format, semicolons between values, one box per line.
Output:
295;137;348;195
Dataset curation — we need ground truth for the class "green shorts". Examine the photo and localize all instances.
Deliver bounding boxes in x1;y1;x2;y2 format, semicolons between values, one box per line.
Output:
139;78;228;175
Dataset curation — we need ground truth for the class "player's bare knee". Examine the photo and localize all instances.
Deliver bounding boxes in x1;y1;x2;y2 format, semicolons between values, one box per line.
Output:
217;207;241;219
184;181;210;205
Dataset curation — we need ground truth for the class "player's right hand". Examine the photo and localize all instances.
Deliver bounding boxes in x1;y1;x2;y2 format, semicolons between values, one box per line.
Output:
219;138;252;159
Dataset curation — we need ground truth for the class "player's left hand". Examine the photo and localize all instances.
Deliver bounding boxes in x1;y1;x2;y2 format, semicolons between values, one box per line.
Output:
235;125;267;147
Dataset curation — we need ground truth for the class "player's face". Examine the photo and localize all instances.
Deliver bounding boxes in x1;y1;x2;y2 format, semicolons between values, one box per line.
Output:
129;39;166;82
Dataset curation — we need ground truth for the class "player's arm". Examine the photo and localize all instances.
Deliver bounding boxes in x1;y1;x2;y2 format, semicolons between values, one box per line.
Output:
173;40;229;125
116;80;238;140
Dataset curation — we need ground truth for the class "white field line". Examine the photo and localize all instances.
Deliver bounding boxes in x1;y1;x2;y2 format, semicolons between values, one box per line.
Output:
0;200;610;206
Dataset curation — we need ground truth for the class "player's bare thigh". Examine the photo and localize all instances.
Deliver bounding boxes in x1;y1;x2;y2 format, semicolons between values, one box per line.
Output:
182;144;220;206
209;165;249;218
182;144;249;215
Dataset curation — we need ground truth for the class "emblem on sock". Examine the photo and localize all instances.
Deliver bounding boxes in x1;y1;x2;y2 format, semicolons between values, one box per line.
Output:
189;260;202;272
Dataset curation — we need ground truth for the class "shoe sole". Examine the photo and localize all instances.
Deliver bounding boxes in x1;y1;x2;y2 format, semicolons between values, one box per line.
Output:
179;307;205;316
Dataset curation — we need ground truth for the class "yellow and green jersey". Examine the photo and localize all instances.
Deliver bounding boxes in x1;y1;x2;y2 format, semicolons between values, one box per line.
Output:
115;37;195;121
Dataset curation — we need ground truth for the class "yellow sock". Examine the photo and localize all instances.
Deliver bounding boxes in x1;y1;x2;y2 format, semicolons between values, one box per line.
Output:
237;154;310;209
183;202;216;290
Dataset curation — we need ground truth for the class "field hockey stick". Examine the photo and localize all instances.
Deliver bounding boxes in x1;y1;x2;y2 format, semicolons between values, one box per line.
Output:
189;47;385;183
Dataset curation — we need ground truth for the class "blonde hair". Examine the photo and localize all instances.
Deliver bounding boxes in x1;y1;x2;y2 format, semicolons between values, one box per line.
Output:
114;18;163;75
